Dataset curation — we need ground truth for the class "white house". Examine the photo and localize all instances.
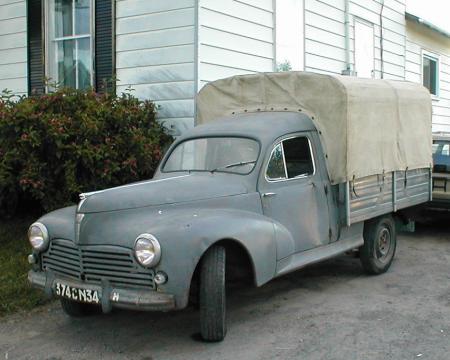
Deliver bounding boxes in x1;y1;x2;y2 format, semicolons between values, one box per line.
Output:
0;0;449;135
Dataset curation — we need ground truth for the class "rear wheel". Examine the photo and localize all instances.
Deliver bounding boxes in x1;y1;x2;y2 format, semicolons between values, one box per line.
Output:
360;215;397;275
60;298;100;317
199;245;226;342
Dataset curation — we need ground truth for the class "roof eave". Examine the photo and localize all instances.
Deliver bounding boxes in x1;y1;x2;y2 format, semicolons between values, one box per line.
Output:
406;12;450;39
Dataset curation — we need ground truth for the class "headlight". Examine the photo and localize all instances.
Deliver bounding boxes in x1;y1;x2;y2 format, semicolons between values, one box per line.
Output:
28;222;49;251
134;234;161;267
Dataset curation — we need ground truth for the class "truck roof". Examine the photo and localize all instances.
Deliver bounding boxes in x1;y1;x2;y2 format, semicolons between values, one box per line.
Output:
196;71;432;184
187;111;316;143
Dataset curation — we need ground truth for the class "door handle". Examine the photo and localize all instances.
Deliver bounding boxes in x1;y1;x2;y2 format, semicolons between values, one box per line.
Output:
262;192;276;197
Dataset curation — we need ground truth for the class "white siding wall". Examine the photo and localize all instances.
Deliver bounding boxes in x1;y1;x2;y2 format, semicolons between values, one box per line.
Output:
405;21;450;133
0;0;27;96
197;0;274;90
437;55;450;132
304;0;406;80
115;0;197;135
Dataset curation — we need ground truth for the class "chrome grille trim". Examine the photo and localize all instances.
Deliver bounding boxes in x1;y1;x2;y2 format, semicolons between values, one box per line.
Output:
41;239;155;289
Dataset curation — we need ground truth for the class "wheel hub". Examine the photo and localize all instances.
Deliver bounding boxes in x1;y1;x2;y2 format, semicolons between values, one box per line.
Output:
376;227;391;261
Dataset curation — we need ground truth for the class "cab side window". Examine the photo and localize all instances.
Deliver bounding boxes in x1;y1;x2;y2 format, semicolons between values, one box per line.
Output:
266;143;286;180
283;137;314;178
266;136;314;181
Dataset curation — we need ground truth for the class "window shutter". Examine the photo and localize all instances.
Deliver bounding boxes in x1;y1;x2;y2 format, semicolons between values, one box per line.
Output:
95;0;114;93
27;0;45;95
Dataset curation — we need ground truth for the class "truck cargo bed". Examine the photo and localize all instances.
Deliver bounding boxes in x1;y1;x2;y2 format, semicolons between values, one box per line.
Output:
345;168;431;225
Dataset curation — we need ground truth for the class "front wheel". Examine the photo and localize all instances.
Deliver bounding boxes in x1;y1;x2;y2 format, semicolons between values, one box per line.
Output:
199;245;226;342
360;215;397;275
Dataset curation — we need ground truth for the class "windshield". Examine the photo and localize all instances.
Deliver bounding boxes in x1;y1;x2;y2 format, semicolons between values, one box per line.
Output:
163;137;260;174
433;140;450;173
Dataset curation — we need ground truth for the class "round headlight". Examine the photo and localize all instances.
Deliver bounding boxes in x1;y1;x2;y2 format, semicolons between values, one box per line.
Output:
134;234;161;267
28;222;49;251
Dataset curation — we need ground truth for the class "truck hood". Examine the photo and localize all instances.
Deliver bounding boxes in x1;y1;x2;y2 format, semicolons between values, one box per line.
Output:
78;174;249;213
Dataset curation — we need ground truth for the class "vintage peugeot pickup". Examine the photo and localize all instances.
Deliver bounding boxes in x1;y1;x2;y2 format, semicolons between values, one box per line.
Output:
28;72;432;342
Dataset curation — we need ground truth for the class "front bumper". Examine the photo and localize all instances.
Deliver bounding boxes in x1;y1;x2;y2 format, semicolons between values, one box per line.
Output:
28;270;176;312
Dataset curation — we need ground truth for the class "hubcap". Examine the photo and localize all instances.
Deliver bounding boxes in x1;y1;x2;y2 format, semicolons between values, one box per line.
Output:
376;227;391;261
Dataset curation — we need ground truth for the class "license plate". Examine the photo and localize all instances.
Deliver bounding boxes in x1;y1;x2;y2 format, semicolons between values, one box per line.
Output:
54;282;100;304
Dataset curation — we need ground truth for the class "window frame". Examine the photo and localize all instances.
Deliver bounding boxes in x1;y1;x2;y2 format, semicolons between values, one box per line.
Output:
44;0;95;90
265;135;316;183
422;49;440;97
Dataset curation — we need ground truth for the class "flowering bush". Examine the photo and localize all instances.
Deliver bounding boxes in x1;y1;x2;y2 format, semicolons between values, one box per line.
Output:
0;88;173;216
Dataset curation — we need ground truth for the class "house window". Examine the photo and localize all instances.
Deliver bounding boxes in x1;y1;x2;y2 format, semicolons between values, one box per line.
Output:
46;0;93;89
275;0;304;71
354;19;374;78
423;53;439;96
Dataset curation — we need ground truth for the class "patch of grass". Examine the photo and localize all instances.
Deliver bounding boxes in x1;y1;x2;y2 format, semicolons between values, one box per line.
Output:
0;217;49;316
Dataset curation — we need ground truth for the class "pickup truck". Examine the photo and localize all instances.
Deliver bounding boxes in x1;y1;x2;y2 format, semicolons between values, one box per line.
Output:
27;72;432;342
428;132;450;210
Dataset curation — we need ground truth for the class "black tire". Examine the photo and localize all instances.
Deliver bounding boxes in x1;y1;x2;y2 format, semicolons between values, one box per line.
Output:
60;298;100;317
360;215;397;275
199;245;226;342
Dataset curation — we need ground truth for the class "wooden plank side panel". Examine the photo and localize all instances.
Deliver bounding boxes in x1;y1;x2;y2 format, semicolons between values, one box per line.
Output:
116;7;195;35
405;40;450;132
116;0;195;18
0;77;27;94
199;63;255;83
200;26;273;59
200;7;273;42
0;15;25;35
0;32;26;50
0;1;25;20
116;44;195;69
116;26;195;53
0;0;27;94
0;46;26;65
198;0;274;91
201;0;273;27
116;63;195;86
116;81;195;102
200;45;273;72
116;0;196;134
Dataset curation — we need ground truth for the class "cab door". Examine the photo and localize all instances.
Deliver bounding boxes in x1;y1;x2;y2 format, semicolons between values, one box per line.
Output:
258;133;331;254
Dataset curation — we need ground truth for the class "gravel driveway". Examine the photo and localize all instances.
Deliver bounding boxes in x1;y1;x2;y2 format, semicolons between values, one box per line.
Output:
1;224;449;360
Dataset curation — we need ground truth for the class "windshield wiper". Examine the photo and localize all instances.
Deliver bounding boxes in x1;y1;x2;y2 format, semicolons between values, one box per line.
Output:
211;160;256;173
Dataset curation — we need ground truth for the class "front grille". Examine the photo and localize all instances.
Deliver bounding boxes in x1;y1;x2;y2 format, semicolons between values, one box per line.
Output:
41;239;155;289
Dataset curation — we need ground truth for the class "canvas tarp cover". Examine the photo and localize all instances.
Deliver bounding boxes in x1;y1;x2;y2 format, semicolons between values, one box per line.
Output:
196;72;432;184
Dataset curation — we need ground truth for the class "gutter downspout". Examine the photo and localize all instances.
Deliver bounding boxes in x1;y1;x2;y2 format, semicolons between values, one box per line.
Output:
379;0;385;79
342;0;356;76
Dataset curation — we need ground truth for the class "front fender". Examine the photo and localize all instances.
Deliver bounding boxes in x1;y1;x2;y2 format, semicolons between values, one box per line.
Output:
150;208;277;308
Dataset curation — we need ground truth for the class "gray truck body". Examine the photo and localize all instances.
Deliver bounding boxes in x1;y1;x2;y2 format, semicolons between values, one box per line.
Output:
28;110;431;312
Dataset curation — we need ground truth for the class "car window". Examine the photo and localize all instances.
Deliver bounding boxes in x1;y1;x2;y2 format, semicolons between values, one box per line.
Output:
163;137;260;174
283;137;314;178
266;143;286;180
266;136;314;181
433;140;450;173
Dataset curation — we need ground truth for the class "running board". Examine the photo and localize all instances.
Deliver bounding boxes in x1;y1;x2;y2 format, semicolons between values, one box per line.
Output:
275;231;364;278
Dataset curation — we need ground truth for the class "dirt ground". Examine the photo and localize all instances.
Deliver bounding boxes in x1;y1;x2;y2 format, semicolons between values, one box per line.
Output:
0;223;449;360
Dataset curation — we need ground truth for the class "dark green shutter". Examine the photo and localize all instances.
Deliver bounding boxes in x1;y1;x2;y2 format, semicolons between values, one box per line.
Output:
27;0;45;95
95;0;114;93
